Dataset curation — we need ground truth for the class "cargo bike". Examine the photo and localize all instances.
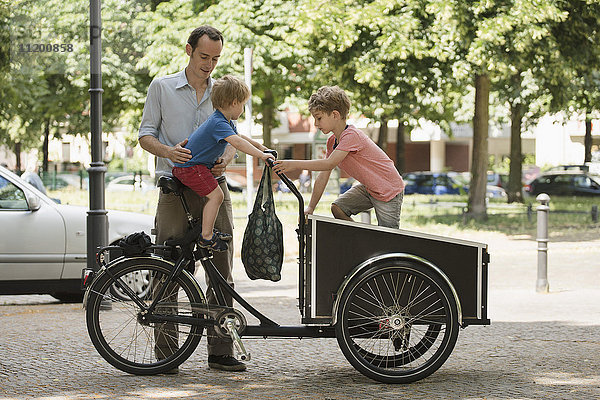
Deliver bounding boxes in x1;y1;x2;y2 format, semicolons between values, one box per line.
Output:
82;165;490;384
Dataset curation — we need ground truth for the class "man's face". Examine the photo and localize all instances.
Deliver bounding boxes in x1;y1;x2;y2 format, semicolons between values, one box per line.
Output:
186;35;223;81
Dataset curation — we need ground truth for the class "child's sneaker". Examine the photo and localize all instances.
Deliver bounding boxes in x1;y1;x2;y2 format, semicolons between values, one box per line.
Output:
198;233;228;252
213;229;232;242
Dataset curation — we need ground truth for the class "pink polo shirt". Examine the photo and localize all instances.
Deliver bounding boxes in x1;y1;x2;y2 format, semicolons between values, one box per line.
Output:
326;125;404;202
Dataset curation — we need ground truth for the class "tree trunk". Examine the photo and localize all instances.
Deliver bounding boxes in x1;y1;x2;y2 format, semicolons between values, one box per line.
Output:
377;118;388;152
42;119;50;172
584;114;592;163
261;88;274;149
14;142;22;173
467;74;489;219
396;121;406;174
508;101;523;203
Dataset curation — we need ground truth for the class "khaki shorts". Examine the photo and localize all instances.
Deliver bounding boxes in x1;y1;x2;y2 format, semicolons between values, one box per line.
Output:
333;183;403;228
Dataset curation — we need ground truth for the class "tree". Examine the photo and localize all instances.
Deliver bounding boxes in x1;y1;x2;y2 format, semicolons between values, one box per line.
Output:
292;0;459;176
446;1;565;217
486;1;568;203
209;0;307;148
3;0;152;171
547;0;600;164
139;0;307;149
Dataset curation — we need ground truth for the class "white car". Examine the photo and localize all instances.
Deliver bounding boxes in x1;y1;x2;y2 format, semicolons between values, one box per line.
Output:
0;166;154;302
106;175;155;193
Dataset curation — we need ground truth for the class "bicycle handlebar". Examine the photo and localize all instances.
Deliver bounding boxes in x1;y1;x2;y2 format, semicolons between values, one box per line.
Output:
263;152;303;213
263;149;278;160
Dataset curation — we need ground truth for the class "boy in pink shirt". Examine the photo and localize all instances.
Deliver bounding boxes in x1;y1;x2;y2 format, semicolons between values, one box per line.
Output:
272;86;405;228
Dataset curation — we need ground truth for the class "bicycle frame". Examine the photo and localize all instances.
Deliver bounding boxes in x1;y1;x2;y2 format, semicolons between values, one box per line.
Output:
102;167;335;338
197;247;336;338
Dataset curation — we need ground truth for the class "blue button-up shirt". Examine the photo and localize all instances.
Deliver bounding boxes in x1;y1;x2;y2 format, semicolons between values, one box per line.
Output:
139;69;215;177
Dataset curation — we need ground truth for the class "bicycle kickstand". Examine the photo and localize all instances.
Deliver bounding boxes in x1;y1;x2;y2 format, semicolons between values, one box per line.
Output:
224;317;251;361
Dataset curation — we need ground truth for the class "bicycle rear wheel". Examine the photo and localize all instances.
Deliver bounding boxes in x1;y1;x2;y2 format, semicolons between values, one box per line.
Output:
86;258;206;375
335;260;460;383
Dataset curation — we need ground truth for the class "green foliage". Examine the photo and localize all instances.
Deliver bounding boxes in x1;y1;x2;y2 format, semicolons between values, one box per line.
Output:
2;0;154;167
547;0;600;115
137;0;309;146
2;0;600;180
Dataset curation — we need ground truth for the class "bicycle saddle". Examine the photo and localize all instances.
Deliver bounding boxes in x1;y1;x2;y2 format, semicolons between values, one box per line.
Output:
157;175;185;195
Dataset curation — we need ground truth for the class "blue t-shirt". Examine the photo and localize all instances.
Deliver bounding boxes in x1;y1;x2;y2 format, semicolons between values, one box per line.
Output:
175;110;237;169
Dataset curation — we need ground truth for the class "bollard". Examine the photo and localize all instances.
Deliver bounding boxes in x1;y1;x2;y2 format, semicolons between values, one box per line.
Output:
592;205;598;223
527;204;532;223
536;193;550;293
360;210;371;224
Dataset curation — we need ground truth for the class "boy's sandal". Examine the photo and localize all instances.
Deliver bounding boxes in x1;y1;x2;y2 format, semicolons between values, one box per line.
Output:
213;229;232;241
198;233;228;252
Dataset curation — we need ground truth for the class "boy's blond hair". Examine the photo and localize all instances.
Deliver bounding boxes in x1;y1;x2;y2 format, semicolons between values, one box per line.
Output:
211;75;250;109
308;86;351;119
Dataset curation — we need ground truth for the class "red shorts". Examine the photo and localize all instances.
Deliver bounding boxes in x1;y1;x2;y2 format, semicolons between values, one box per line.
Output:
172;164;218;196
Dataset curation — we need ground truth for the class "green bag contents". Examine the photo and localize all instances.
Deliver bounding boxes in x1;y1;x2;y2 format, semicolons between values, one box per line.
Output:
241;166;283;281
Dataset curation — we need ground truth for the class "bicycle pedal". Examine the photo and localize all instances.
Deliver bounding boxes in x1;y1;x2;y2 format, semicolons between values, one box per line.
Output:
224;318;251;361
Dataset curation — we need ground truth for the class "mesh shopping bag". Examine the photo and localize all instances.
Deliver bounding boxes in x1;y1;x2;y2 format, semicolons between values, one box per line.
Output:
241;166;283;281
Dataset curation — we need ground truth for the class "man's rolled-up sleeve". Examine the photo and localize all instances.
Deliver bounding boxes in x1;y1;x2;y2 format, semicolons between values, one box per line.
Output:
138;79;161;140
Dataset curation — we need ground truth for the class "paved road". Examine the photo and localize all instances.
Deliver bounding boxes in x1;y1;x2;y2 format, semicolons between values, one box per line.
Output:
1;229;599;400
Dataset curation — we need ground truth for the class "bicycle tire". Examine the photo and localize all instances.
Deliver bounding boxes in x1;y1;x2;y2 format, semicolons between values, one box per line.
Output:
86;257;206;375
335;260;459;383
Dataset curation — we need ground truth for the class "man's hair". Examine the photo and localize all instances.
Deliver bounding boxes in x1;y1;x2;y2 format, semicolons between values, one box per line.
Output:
187;25;224;50
308;86;351;119
211;75;250;109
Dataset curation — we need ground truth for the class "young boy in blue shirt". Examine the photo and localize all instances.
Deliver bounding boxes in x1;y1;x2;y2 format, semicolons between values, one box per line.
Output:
173;75;274;251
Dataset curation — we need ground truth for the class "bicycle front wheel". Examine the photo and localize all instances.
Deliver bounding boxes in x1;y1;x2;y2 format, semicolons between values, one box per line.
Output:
86;257;206;375
335;260;460;383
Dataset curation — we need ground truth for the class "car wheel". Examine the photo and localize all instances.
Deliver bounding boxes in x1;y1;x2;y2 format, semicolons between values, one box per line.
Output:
109;269;154;301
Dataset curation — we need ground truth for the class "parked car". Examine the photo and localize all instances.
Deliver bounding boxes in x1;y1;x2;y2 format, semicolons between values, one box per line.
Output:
403;172;467;195
487;172;508;188
525;171;600;196
225;175;244;193
404;171;507;198
40;174;79;190
0;165;154;302
547;164;589;172
106;175;156;193
485;185;508;199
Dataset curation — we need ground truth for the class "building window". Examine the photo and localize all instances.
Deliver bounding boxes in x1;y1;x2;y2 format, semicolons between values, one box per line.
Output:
62;142;71;162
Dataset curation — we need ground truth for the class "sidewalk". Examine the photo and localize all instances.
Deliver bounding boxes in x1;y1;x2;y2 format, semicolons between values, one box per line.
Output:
1;228;599;400
472;230;600;324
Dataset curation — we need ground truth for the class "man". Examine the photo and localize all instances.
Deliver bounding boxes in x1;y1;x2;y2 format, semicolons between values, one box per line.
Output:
138;25;245;372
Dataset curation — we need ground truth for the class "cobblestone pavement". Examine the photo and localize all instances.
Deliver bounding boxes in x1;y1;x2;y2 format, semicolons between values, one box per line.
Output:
1;229;599;400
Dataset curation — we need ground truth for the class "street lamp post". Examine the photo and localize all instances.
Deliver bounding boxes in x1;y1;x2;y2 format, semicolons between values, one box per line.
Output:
244;48;254;215
87;0;108;272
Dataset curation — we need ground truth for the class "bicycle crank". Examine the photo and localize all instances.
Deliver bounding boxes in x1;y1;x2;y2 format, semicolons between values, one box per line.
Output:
215;310;251;361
